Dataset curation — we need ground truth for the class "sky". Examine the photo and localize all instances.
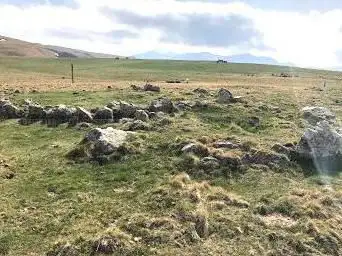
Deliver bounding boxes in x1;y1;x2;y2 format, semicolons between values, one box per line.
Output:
1;0;342;69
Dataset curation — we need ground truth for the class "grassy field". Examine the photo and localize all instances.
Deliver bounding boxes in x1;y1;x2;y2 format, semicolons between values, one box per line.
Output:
1;58;342;255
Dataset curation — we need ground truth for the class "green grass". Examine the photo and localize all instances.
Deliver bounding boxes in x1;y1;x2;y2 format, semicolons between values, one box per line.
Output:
1;57;341;82
1;58;342;255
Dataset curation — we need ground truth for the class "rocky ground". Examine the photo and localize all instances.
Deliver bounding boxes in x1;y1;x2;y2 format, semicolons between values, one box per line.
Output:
1;60;342;255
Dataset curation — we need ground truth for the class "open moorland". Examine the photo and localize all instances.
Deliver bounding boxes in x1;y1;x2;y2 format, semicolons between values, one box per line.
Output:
1;58;342;255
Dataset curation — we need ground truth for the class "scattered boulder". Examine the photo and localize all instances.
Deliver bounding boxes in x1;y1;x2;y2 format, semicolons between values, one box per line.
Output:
174;101;192;111
67;127;133;162
93;107;114;123
135;109;149;122
200;156;220;170
296;121;342;160
181;143;209;157
75;107;93;123
149;97;177;114
45;105;77;126
119;101;138;118
0;99;20;119
128;120;150;131
106;101;122;120
144;83;160;92
24;100;45;120
217;88;233;103
301;107;336;126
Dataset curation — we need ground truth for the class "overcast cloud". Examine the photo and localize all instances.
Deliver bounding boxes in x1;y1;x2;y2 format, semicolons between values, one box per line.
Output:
1;0;342;69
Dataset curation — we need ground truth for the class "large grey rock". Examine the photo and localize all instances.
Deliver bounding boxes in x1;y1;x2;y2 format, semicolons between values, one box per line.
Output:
0;99;20;119
93;107;114;123
24;99;45;120
119;101;138;118
296;121;342;159
76;107;93;123
301;107;336;126
149;97;176;114
106;101;122;120
45;105;77;126
67;128;132;161
135;110;149;122
217;88;233;103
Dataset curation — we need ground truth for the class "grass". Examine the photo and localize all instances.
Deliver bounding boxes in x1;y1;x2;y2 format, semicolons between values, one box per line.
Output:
1;58;342;255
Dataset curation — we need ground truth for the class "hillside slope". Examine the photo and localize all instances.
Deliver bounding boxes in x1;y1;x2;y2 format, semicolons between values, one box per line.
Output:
0;35;122;58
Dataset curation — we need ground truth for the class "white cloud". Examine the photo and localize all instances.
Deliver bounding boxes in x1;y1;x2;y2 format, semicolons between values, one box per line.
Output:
0;0;342;68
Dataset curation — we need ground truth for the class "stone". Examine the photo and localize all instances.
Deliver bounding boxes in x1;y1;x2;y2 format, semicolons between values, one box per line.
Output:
92;236;122;254
271;143;291;155
231;96;244;103
24;100;45;120
192;100;209;109
213;141;239;149
296;121;342;159
93;107;114;123
248;117;261;127
128;120;150;131
135;110;149;122
119;101;138;118
200;157;220;169
217;88;233;103
45;105;77;126
301;106;336;126
75;107;93;123
0;99;20;119
67;127;132;161
174;101;192;111
181;143;209;157
149;97;176;114
242;150;291;169
106;101;122;120
144;83;160;92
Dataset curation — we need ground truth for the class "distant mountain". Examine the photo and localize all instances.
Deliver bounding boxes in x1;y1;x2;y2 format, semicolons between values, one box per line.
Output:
0;35;125;58
136;51;279;65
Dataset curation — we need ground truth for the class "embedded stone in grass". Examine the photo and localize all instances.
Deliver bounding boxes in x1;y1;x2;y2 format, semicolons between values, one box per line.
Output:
92;236;122;254
135;109;149;122
149;97;177;114
181;143;209;157
217;88;233;103
67;127;135;162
